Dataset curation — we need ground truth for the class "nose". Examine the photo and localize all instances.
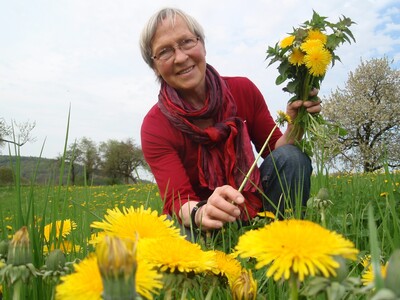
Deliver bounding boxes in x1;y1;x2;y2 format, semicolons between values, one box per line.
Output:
173;47;188;63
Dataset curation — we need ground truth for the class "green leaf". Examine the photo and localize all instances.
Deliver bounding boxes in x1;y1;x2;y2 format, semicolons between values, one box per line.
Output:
275;74;287;85
286;80;299;94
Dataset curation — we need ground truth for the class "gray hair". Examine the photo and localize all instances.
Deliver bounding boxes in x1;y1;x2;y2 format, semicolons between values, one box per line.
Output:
139;7;205;69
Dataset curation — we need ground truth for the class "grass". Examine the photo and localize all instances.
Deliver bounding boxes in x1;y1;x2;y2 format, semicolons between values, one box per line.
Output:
0;152;399;299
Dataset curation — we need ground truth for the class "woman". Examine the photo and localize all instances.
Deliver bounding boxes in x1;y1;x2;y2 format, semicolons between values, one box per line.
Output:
139;8;320;236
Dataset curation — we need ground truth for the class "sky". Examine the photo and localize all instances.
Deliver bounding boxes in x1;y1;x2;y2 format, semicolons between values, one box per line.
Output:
1;0;399;159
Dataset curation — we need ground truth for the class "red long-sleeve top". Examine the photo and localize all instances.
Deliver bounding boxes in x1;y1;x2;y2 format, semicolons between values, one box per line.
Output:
141;76;282;222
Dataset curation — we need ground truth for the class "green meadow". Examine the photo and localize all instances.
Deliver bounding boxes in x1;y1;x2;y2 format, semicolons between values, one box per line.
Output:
0;156;399;299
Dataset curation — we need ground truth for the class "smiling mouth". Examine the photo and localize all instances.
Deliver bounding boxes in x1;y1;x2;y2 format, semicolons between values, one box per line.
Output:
177;66;194;75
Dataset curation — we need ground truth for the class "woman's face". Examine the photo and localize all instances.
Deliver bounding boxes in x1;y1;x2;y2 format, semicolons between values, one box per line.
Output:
151;15;207;95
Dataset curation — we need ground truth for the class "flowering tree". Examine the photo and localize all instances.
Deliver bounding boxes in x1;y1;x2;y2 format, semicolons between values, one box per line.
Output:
322;57;400;172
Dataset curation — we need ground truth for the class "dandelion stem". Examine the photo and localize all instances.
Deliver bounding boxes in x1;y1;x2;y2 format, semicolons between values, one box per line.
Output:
238;125;278;192
12;279;24;300
289;275;299;300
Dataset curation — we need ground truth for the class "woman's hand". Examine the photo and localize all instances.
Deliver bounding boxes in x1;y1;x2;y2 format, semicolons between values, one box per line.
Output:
286;88;322;121
195;185;243;230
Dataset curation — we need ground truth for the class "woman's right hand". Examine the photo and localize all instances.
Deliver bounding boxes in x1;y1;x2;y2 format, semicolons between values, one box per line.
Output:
195;185;244;230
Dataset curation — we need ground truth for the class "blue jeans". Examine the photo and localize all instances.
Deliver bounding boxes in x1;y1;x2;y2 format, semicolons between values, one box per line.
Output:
259;144;312;217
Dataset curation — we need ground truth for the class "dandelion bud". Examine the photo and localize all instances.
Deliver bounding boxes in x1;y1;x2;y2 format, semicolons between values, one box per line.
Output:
96;235;137;300
316;188;330;200
46;249;66;271
0;240;9;260
7;226;32;266
231;270;257;300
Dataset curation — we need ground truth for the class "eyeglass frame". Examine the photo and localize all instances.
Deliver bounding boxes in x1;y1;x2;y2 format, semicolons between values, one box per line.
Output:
151;36;200;61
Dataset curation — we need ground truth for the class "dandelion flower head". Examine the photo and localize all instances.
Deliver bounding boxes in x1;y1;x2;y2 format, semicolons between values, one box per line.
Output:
288;48;305;66
257;211;276;219
275;110;292;126
306;29;328;44
211;250;242;282
235;219;359;282
279;35;295;48
304;47;332;77
90;205;181;243
360;255;387;286
138;237;217;274
44;219;77;242
300;39;325;53
56;254;162;300
56;255;102;300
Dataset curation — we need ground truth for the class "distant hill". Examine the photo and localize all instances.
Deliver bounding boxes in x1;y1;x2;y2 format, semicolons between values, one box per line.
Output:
0;155;88;185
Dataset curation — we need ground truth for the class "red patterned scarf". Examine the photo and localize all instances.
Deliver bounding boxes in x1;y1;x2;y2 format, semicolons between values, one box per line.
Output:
158;64;260;192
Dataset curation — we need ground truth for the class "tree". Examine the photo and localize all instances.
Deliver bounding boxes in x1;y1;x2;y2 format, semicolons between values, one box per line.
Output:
0;118;36;151
78;137;100;182
58;141;83;185
99;139;147;184
59;137;100;185
323;57;400;172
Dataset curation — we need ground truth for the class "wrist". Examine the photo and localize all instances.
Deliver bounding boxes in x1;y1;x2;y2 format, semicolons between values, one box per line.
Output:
190;200;207;229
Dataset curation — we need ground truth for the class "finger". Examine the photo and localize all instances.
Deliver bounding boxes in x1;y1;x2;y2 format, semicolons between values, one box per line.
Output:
207;206;238;223
303;99;321;107
306;104;321;114
214;185;245;205
287;100;304;109
207;195;241;219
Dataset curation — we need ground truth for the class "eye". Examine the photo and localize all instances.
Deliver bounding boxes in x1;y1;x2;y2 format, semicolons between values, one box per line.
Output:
181;38;195;46
158;48;170;56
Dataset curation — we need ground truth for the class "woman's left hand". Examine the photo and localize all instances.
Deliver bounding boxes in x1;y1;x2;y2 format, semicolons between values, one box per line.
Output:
286;88;322;121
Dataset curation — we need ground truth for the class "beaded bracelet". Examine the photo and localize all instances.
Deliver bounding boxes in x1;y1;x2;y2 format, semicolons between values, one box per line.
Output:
190;200;207;229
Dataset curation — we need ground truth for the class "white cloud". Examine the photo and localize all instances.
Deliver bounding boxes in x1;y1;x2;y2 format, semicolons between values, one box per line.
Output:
1;0;399;158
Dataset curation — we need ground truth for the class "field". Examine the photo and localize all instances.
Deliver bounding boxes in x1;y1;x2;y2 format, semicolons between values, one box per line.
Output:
0;167;399;299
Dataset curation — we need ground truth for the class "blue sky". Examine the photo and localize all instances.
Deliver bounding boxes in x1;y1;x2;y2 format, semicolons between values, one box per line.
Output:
1;0;399;159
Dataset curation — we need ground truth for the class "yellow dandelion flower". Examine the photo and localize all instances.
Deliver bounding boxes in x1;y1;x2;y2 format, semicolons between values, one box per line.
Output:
279;35;295;48
211;250;242;281
257;211;276;219
136;259;163;299
288;47;305;66
361;262;387;286
56;254;162;300
306;29;327;44
304;47;332;77
138;237;217;274
43;219;77;242
43;240;81;254
90;205;181;243
300;39;324;53
211;250;257;299
380;192;389;197
235;219;359;282
56;255;103;300
275;110;292;126
360;255;388;287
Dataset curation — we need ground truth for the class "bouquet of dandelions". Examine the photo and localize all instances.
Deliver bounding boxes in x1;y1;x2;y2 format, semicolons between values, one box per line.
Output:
266;10;355;156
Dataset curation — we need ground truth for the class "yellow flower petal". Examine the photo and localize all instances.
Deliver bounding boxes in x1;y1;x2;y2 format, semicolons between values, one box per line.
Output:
235;219;359;282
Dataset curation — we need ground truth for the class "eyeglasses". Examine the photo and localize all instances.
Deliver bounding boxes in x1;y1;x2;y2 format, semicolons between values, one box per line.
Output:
151;37;200;61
